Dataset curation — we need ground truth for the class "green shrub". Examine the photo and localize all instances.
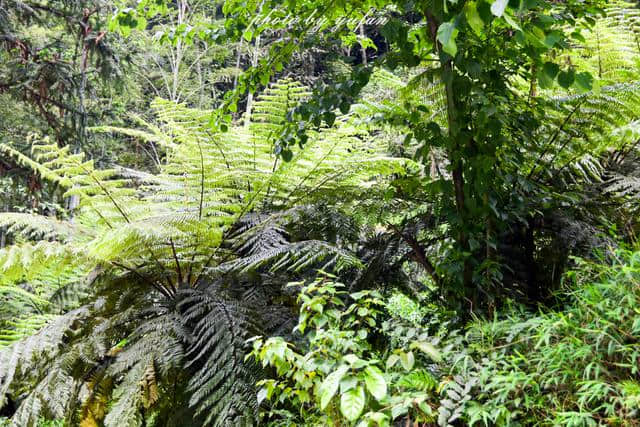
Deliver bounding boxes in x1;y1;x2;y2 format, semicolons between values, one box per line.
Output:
248;274;446;426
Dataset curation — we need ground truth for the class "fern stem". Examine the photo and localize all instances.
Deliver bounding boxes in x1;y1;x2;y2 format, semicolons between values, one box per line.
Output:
111;261;173;299
284;138;339;203
77;162;131;224
528;100;584;181
170;238;184;286
388;223;441;287
196;139;205;220
290;168;349;206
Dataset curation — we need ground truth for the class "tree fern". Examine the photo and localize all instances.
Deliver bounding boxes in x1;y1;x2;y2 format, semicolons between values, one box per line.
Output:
0;80;408;284
0;79;411;425
530;0;640;183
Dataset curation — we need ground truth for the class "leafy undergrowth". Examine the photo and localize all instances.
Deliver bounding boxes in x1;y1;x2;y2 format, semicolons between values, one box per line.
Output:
249;274;450;426
461;251;640;426
252;251;640;426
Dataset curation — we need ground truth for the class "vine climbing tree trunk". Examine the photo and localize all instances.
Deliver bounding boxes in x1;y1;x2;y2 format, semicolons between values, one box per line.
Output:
445;71;474;302
425;9;475;305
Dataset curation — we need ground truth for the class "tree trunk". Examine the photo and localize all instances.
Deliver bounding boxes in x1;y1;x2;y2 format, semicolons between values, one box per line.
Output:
359;25;367;66
244;35;261;127
425;9;474;306
443;61;474;300
524;217;538;301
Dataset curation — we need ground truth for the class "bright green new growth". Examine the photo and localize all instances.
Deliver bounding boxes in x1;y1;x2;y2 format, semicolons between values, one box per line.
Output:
248;275;444;426
1;79;409;287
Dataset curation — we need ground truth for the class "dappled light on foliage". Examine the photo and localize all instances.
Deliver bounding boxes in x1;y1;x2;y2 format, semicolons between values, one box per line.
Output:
0;0;639;425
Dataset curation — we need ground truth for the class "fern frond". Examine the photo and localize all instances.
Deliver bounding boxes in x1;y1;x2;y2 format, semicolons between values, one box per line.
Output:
0;213;78;242
216;239;362;275
0;241;79;284
0;141;69;187
397;369;437;391
177;287;259;427
0;307;89;407
103;360;145;427
0;78;409;426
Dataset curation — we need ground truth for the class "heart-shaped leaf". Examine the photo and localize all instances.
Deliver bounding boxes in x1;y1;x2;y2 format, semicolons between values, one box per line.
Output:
558;69;575;88
464;2;484;36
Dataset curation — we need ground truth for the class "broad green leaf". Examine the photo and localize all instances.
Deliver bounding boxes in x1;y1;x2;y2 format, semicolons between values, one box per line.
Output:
437;22;459;57
340;375;359;393
340;386;365;421
410;341;443;363
391;403;409;419
320;365;348;410
543;31;562;48
418;401;434;415
575;72;594;93
344;354;360;365
400;351;415;371
260;71;270;86
503;13;521;31
365;412;389;426
543;62;560;80
281;148;293;162
558;69;575;88
380;18;402;43
364;366;387;400
491;0;508;17
538;69;554;90
524;29;548;49
464;2;484;36
386;354;400;369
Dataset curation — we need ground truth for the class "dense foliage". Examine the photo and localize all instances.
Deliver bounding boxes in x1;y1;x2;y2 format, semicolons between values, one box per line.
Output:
251;250;640;426
0;0;639;425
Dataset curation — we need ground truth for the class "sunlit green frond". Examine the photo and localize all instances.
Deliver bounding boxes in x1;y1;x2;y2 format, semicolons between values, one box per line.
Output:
0;78;411;426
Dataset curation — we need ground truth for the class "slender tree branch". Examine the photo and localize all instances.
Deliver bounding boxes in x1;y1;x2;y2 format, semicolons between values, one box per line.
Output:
388;223;441;287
